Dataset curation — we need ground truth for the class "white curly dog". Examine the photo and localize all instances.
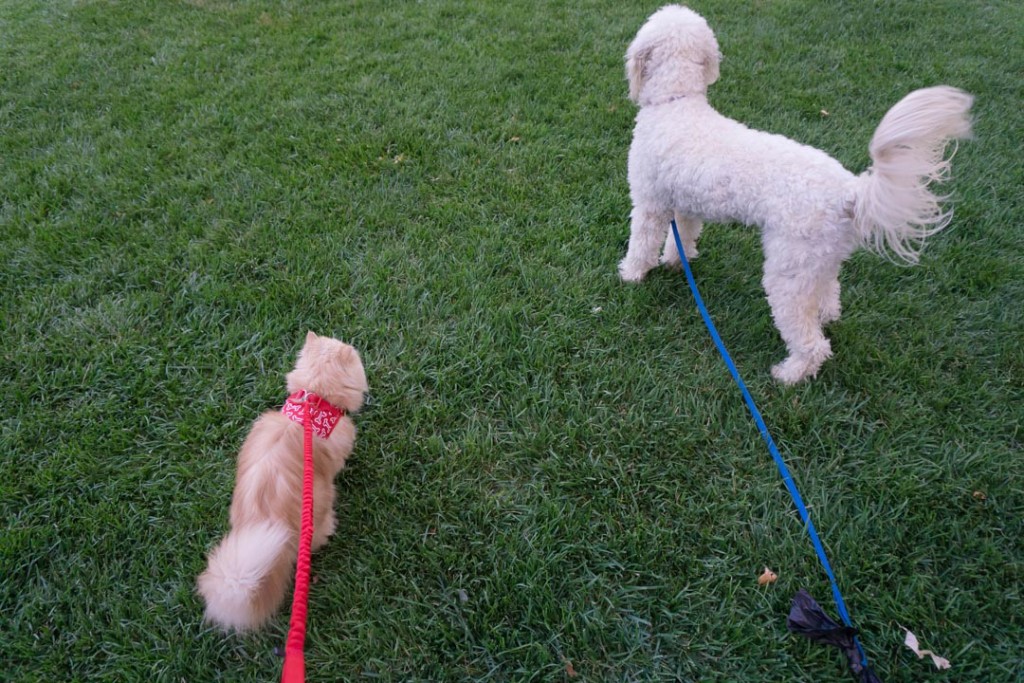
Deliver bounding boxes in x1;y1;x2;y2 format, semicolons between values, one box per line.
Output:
618;5;973;384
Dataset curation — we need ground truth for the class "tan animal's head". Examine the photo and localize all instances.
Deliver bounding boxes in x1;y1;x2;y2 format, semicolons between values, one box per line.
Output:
286;331;368;413
626;5;721;106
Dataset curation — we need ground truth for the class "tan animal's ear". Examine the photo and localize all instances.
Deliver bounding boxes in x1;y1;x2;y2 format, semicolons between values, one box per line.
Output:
626;45;653;103
335;343;356;364
306;330;319;344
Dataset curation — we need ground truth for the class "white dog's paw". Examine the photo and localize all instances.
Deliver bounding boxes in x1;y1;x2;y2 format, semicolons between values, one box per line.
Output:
618;259;650;283
771;357;816;385
660;244;697;270
771;342;832;385
659;251;682;270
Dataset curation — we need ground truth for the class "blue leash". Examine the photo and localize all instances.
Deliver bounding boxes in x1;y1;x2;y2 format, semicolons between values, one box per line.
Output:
670;220;869;668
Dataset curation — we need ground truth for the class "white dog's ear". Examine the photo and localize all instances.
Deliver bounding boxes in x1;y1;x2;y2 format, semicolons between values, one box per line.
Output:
626;44;653;103
702;46;722;87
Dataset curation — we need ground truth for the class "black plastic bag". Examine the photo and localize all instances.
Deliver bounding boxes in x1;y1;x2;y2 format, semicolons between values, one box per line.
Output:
787;590;883;683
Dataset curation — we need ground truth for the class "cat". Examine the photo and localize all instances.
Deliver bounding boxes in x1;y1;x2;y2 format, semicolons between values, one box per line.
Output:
197;331;368;631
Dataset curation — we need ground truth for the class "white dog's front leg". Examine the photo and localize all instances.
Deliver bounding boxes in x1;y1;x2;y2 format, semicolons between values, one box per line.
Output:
619;205;672;282
660;214;703;269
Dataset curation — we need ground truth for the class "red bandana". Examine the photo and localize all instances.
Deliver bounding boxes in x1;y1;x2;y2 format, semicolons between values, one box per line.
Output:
281;390;345;439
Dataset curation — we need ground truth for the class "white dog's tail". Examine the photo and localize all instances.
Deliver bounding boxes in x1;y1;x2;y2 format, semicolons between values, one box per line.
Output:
854;86;973;263
197;520;296;631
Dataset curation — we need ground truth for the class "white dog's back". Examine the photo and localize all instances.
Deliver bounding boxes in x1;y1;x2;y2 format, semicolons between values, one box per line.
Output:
630;98;855;232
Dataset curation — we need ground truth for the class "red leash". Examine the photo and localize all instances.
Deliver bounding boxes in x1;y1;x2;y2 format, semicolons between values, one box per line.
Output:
281;398;315;683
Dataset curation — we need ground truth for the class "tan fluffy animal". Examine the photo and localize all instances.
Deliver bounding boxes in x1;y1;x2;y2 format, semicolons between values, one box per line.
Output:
197;332;368;631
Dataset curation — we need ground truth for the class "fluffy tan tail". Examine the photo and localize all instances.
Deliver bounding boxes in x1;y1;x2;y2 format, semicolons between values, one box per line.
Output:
197;520;295;631
854;86;973;263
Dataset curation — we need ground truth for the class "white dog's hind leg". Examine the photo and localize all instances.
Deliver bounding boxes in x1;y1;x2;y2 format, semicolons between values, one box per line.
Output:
660;213;703;269
763;264;834;384
817;275;842;325
619;205;671;282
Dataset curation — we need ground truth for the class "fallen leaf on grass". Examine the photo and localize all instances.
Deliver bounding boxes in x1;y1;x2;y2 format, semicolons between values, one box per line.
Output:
758;567;778;585
900;625;951;670
563;658;577;678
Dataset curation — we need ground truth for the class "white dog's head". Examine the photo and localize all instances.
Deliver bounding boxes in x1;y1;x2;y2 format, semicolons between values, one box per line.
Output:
626;5;721;106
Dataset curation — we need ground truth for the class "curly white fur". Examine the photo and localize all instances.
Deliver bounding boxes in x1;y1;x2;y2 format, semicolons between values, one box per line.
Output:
618;5;973;384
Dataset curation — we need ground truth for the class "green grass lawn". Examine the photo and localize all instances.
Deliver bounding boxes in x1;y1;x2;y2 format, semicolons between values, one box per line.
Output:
2;0;1021;680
